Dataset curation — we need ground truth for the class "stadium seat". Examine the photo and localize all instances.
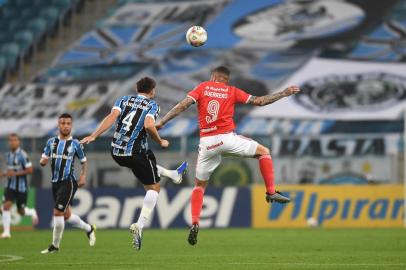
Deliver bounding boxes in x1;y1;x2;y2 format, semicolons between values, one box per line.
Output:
52;0;72;13
0;42;20;70
1;7;17;21
27;18;47;40
33;0;50;6
21;9;36;20
39;7;60;31
7;19;25;33
14;30;34;54
0;55;6;72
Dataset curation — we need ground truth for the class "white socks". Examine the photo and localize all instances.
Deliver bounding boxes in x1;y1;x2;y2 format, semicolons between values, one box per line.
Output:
24;207;37;218
137;190;159;230
52;216;65;248
2;210;11;235
66;214;91;232
157;165;179;181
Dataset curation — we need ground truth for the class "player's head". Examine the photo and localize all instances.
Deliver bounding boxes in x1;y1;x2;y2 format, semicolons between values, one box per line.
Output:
136;77;156;98
58;113;73;137
8;133;20;151
210;66;230;83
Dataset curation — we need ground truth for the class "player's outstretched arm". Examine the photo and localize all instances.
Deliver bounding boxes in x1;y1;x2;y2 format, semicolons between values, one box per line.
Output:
248;86;300;106
156;97;194;129
145;116;169;148
81;109;120;144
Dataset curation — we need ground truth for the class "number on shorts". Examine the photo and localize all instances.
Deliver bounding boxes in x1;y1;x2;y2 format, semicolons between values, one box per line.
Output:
122;111;136;131
206;100;220;123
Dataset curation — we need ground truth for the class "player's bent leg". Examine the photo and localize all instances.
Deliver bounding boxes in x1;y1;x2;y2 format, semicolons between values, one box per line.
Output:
24;207;39;225
255;144;291;204
130;183;160;251
64;206;96;246
157;161;188;184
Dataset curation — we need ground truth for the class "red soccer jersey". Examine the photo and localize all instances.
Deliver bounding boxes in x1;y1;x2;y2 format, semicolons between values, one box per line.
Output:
187;81;251;137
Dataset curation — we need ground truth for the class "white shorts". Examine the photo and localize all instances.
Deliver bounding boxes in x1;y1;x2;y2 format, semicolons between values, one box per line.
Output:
195;133;259;180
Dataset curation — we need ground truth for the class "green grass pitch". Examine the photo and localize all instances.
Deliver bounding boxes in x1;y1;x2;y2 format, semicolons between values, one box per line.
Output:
0;228;405;270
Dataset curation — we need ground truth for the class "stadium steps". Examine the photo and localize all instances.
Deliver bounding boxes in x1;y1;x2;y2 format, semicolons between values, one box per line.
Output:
6;0;118;84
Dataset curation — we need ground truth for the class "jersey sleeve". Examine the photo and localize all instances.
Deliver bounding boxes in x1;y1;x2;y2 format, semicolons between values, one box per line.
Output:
112;96;126;113
234;87;252;104
187;84;202;103
146;102;160;121
74;140;87;163
20;151;32;168
42;138;52;159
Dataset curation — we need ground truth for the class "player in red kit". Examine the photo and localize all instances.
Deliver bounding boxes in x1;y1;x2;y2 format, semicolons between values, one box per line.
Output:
156;66;300;245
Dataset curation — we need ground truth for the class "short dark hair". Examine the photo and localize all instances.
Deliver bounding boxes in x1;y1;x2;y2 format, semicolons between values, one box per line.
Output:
9;133;19;139
211;66;230;77
59;113;73;119
137;77;156;94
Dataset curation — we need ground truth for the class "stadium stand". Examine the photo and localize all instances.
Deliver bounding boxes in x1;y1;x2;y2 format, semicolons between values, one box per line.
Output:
0;0;84;82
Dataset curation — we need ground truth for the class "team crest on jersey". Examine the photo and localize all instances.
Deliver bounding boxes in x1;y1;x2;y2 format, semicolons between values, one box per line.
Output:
67;145;73;153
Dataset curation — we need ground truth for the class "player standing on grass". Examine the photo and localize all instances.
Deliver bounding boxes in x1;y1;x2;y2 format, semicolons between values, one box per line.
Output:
80;77;188;251
0;134;38;239
156;66;300;245
40;113;96;254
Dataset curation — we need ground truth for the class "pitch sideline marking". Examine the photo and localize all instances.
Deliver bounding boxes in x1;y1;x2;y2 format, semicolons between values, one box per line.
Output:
6;262;406;266
0;255;24;263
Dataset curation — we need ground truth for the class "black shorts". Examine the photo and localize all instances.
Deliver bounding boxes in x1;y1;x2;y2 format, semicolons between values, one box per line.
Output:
111;149;160;185
3;188;27;210
52;181;78;212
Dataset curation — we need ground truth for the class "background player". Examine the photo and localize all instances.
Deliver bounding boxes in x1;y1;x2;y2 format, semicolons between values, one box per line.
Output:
81;77;188;250
0;133;38;239
156;66;300;245
40;113;96;254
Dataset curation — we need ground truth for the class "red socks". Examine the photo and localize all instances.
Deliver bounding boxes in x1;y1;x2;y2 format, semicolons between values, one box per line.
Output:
259;155;276;194
191;186;205;225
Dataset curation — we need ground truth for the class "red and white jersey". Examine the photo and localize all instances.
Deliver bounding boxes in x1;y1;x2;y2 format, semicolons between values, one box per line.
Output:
187;81;251;137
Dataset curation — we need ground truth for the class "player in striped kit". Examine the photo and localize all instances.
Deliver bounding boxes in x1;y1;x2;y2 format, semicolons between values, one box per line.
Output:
40;113;96;254
0;133;38;239
81;77;188;250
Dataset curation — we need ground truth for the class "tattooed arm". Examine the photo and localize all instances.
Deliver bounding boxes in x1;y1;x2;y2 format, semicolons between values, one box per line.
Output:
78;161;87;188
248;86;300;106
156;97;195;129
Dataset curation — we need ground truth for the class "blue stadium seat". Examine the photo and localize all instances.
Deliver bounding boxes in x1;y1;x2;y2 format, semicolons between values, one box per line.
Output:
0;42;20;70
0;55;6;72
52;0;72;13
7;19;25;32
1;6;17;20
21;9;36;20
14;30;34;54
27;18;47;40
39;7;60;31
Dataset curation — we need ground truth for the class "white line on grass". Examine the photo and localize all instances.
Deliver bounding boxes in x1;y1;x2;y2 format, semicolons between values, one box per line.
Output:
0;255;24;263
4;262;406;267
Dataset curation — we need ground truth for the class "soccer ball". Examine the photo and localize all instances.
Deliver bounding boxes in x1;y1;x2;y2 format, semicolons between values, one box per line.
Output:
186;26;207;47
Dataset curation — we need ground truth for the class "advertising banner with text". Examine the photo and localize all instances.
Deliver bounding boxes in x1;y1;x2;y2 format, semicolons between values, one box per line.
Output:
35;187;251;229
252;185;404;228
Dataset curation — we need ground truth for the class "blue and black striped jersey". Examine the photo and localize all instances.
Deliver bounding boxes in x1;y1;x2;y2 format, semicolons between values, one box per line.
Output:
111;94;160;156
4;148;32;193
42;136;86;183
